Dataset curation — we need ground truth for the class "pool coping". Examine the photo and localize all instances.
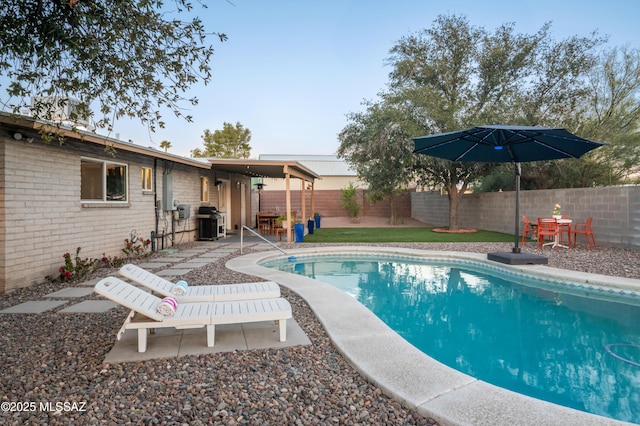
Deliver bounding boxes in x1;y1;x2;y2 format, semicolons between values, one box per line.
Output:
227;247;637;426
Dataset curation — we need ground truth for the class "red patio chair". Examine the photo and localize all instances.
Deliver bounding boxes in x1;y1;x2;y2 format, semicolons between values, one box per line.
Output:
521;216;537;245
572;217;597;250
537;218;559;250
558;215;572;247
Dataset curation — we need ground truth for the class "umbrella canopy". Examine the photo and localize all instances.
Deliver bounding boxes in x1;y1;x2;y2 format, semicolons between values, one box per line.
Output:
412;125;605;264
413;124;604;163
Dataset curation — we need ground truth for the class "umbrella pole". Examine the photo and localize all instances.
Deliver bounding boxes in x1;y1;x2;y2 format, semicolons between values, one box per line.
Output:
512;162;521;253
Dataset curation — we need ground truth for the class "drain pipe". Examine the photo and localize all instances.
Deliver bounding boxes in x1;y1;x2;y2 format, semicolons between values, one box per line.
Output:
241;225;296;261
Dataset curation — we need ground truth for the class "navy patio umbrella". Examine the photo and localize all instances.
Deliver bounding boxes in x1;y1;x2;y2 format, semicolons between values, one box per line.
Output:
413;124;605;264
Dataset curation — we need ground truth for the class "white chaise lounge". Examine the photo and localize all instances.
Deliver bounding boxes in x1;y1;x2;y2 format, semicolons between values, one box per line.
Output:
95;277;292;352
119;263;281;303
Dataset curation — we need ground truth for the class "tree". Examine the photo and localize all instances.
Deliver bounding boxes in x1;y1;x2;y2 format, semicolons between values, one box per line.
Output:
578;46;640;184
159;140;172;152
0;0;227;136
192;122;252;158
384;14;603;230
477;46;640;191
338;101;417;225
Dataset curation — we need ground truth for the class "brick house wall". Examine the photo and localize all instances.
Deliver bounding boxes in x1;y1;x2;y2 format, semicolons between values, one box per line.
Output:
0;134;215;293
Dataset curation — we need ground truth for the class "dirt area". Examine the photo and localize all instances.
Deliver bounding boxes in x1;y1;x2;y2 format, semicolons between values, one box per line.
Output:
320;216;431;228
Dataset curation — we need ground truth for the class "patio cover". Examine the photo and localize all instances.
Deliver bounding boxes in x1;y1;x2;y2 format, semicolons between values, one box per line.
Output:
206;158;321;242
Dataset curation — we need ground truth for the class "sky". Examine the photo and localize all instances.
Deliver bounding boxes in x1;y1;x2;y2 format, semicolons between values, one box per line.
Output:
94;1;640;157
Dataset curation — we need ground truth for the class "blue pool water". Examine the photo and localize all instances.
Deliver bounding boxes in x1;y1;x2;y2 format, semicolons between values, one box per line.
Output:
263;255;640;424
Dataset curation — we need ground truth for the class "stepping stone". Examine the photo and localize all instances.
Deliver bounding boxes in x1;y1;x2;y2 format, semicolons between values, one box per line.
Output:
0;300;68;314
179;249;208;256
209;248;238;253
137;262;171;269
198;252;227;259
182;261;209;268
153;257;184;263
44;287;94;298
77;278;103;287
59;300;118;313
156;268;191;276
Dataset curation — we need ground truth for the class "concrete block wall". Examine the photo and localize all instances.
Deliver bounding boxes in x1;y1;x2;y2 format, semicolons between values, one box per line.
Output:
411;185;640;248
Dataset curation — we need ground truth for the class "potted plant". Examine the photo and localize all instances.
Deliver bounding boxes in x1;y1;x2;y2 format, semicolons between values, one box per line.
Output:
307;216;315;234
274;214;286;228
314;212;321;228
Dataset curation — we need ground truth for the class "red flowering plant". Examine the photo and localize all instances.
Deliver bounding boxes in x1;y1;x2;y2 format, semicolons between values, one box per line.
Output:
54;247;97;283
48;234;152;283
122;236;151;258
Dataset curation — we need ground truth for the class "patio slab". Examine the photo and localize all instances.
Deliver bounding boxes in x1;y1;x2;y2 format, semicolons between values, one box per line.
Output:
197;252;228;259
180;261;209;268
178;249;210;256
0;300;69;314
156;268;192;277
59;300;118;313
77;277;104;287
136;262;172;269
152;257;185;263
103;319;310;363
44;287;95;298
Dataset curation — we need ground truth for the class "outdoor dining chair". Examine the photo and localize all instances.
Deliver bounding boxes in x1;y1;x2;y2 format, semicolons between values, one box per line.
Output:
572;217;597;250
537;218;560;250
558;214;572;247
521;215;537;245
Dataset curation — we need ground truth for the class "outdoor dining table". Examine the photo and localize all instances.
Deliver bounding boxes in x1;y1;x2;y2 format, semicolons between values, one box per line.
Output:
256;212;280;234
540;217;572;249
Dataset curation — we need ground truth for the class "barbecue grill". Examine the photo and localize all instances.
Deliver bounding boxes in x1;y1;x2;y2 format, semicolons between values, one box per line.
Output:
196;206;223;240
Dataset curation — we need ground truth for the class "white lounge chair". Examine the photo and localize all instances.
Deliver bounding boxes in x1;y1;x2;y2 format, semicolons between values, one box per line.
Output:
95;277;292;352
119;263;281;303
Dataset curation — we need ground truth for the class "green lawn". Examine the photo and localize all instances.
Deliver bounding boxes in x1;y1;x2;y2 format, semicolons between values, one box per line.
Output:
303;227;515;243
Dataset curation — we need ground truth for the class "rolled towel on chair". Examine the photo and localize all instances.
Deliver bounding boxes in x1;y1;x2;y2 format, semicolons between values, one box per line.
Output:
171;280;189;296
157;296;178;316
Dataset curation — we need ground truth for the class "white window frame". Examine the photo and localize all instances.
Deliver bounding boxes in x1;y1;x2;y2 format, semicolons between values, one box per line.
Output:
81;157;129;203
142;167;153;191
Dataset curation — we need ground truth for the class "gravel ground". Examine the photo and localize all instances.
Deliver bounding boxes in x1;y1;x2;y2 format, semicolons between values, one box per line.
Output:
0;232;638;424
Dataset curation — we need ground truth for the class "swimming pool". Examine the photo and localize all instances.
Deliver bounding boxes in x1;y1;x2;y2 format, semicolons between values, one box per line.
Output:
263;253;640;423
228;247;640;425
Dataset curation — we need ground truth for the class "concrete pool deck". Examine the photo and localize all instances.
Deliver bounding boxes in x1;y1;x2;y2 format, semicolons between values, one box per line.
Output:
227;246;638;426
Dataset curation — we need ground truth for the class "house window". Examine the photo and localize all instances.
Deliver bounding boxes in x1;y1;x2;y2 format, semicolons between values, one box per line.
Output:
201;177;209;202
81;158;128;202
142;167;153;191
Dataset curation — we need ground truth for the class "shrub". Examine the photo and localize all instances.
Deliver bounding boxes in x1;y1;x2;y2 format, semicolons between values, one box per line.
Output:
340;182;361;220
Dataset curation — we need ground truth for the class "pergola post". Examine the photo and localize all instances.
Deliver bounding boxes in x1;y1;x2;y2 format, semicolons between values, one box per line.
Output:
301;178;306;227
285;172;292;242
310;180;316;218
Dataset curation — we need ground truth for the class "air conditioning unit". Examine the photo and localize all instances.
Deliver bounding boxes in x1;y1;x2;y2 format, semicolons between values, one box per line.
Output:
30;96;96;131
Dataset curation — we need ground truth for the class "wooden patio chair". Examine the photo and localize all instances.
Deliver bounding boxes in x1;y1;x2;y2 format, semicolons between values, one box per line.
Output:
257;212;272;234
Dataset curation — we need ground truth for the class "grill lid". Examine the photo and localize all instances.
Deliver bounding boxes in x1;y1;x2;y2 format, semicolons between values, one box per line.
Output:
198;206;218;215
